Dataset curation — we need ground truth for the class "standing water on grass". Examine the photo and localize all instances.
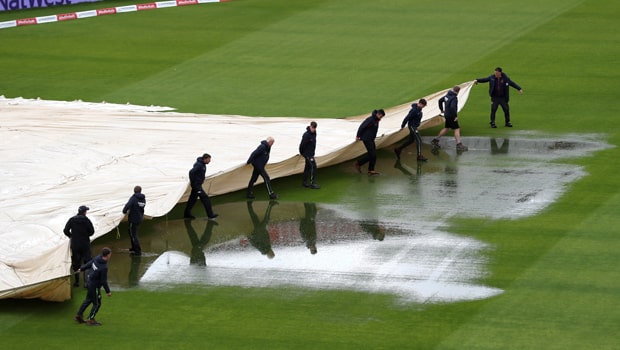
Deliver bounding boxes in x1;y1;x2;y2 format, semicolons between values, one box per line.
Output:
94;135;610;304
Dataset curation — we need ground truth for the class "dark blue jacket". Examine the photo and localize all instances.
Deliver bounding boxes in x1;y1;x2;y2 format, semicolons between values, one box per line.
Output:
81;255;110;293
438;90;459;119
63;214;94;250
188;156;207;190
476;73;522;101
299;126;317;158
401;103;424;129
247;140;271;170
356;111;382;142
122;193;146;224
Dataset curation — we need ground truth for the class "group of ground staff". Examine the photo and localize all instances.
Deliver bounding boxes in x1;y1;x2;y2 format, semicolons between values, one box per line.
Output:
362;67;522;173
63;67;522;326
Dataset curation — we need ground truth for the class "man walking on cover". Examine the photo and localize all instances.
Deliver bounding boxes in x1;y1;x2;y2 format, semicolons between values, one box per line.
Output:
247;137;278;200
354;109;385;175
184;153;218;220
394;99;428;162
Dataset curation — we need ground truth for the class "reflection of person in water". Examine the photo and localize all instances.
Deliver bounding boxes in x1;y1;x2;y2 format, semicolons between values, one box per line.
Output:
299;202;318;254
247;200;277;259
394;159;422;177
184;218;216;266
359;221;385;241
128;255;141;287
490;138;510;154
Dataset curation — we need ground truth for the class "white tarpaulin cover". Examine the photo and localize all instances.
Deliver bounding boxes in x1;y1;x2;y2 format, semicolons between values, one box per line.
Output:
0;82;473;301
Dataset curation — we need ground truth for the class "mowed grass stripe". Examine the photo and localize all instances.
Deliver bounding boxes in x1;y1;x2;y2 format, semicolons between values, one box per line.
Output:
0;0;585;117
437;190;620;350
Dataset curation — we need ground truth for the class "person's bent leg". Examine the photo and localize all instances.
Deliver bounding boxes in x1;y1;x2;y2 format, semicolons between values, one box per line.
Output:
77;289;94;317
87;288;102;321
398;131;415;151
247;168;260;197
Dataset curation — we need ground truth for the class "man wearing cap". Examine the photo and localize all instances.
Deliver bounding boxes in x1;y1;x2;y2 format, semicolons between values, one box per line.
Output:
64;205;95;287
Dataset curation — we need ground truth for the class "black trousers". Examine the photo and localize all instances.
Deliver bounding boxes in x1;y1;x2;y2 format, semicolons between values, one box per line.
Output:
490;96;511;124
397;126;422;156
70;246;91;286
77;285;102;320
248;166;274;195
357;140;377;171
185;186;215;217
128;222;142;254
303;156;317;185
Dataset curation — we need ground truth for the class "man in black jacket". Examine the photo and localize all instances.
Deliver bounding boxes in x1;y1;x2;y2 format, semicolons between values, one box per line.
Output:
74;247;112;326
122;185;146;256
247;137;278;199
299;121;320;189
431;86;468;151
475;67;523;128
184;153;218;220
354;109;385;175
64;205;94;287
394;99;428;162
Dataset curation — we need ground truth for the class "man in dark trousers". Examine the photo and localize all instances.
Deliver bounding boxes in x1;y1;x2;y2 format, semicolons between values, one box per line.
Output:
122;185;146;256
64;205;94;287
354;109;385;175
184;153;218;220
74;247;112;326
394;99;428;162
299;121;320;189
431;86;467;152
247;137;278;200
475;67;523;128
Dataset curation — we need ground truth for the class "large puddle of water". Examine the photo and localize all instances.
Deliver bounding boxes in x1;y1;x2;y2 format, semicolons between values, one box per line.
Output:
92;135;611;304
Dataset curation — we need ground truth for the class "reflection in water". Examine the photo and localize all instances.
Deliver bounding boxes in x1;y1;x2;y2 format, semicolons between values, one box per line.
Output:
300;203;318;254
393;160;422;177
359;220;385;241
490;138;510;154
102;136;611;303
128;255;141;287
247;200;277;259
184;219;216;266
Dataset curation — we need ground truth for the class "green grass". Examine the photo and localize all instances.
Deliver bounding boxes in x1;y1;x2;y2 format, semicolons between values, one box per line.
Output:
1;0;620;349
